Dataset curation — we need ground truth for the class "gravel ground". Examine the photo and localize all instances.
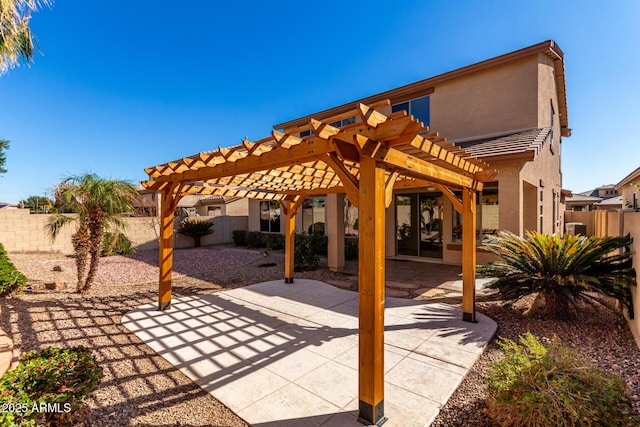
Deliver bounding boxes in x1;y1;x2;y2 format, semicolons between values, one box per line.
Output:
3;247;640;426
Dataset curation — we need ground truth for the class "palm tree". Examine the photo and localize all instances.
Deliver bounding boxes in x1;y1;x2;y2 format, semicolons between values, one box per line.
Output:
0;0;52;75
479;231;636;319
46;173;141;294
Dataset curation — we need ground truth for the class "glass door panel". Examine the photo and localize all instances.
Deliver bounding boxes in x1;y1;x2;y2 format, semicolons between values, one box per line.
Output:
419;194;443;258
396;194;418;256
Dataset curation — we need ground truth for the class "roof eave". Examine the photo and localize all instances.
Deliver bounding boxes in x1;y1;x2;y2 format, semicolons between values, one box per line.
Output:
275;40;567;130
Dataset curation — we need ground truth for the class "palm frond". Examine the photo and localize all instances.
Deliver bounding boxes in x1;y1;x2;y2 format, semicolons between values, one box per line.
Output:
44;213;76;241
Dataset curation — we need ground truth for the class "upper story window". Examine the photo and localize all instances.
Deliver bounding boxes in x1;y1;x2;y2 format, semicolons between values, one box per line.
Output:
550;101;555;149
298;116;356;138
392;95;430;127
330;116;356;128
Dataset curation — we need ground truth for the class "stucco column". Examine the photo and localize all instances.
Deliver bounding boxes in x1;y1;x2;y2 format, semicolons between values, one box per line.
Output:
326;193;345;272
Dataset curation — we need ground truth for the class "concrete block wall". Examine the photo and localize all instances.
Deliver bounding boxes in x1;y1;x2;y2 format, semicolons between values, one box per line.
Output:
0;209;248;254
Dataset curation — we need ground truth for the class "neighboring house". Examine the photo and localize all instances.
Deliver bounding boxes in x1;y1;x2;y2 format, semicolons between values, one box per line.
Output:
616;167;640;210
176;195;249;218
136;186;161;216
565;193;603;211
0;202;18;209
565;185;623;212
247;40;570;266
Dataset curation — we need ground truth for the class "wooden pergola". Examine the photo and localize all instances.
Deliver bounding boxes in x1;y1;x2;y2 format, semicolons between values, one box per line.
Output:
142;100;496;426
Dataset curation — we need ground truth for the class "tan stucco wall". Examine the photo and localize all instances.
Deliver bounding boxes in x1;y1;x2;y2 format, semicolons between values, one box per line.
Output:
623;212;640;348
565;211;596;236
431;56;538;140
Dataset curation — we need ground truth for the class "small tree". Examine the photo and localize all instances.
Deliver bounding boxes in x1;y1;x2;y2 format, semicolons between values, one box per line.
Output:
45;173;140;294
479;231;636;319
177;218;213;247
20;194;53;213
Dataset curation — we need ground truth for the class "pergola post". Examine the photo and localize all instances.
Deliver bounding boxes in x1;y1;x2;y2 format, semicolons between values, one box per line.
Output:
158;187;177;311
326;193;345;272
281;197;303;283
357;155;387;426
462;187;477;322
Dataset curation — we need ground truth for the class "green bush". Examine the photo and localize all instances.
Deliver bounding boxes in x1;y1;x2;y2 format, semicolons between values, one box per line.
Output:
479;231;637;319
246;231;265;249
101;231;136;256
232;230;248;246
294;234;319;271
0;346;104;426
345;241;359;260
0;243;27;297
485;333;635;427
177;218;214;247
262;233;284;250
308;232;328;255
308;221;325;235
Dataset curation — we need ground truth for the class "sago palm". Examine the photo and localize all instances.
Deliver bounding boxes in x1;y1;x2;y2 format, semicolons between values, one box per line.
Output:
177;218;213;248
46;173;140;294
479;231;636;319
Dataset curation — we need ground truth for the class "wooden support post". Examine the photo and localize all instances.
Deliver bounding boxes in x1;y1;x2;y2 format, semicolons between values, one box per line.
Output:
326;193;345;272
462;187;477;322
158;186;177;311
281;196;304;283
357;155;387;426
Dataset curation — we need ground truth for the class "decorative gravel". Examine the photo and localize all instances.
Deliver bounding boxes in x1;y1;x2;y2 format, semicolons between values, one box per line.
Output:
36;248;264;286
2;248;640;426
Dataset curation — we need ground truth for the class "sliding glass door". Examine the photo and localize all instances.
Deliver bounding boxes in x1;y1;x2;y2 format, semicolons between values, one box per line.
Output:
396;192;443;259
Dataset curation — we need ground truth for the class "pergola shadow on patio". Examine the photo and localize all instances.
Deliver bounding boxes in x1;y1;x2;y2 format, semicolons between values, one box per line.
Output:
142;100;497;424
123;280;497;427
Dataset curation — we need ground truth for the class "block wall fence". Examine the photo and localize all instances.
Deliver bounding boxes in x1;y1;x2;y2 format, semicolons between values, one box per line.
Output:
0;209;248;254
566;210;640;349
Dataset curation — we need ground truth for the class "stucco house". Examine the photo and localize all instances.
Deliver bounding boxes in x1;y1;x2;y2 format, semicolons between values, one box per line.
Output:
616;167;640;211
245;40;570;269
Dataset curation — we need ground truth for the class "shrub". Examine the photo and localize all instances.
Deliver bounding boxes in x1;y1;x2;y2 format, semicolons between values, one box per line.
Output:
309;233;328;255
232;230;248;246
101;231;136;256
479;231;637;319
485;333;635;427
294;234;319;271
0;346;104;426
345;241;359;260
177;218;213;247
0;242;27;297
246;231;265;249
262;233;284;250
308;221;325;235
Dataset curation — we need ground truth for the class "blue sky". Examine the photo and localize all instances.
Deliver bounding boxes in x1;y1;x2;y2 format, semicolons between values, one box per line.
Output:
0;0;638;203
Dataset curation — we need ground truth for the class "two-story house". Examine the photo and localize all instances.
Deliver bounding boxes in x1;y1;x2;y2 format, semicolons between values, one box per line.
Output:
246;40;570;269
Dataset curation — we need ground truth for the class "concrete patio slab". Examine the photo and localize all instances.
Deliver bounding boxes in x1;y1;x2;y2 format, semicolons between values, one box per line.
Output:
123;280;496;427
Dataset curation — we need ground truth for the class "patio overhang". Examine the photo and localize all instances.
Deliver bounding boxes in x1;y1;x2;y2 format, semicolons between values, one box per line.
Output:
142;100;496;425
